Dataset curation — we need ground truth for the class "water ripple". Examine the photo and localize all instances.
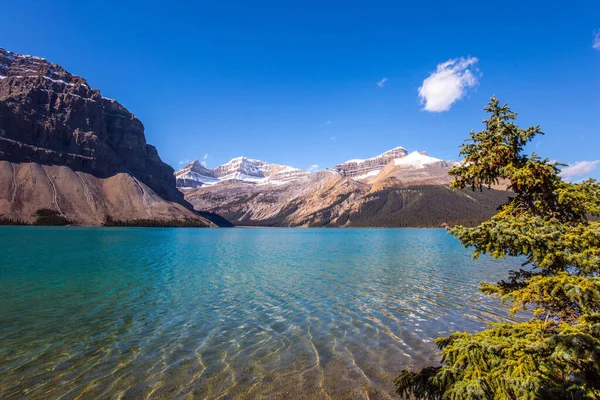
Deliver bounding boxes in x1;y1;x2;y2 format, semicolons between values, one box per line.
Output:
0;227;525;399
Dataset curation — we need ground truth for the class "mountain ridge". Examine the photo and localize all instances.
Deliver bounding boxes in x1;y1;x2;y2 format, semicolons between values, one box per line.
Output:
176;156;310;188
180;147;506;228
175;147;455;188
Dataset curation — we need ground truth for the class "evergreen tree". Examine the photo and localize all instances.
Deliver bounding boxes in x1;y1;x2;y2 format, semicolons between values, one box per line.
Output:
396;97;600;399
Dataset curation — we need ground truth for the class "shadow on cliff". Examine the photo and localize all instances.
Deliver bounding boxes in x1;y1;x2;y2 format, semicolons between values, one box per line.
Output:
0;152;234;227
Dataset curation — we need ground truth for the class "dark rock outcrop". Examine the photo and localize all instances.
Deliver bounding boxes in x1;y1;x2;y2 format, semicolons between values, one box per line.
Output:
0;48;218;226
0;48;179;202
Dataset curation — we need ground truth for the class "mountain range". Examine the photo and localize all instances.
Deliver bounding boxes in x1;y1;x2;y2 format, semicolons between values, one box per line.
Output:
175;157;310;188
175;148;452;188
0;48;507;227
177;149;507;227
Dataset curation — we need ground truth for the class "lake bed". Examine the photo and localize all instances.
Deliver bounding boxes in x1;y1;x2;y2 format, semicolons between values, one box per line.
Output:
0;227;522;399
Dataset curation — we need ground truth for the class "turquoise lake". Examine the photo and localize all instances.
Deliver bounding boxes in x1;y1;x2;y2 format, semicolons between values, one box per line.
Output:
0;227;523;399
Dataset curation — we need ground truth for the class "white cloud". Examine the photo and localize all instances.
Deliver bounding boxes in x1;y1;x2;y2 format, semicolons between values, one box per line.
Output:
307;164;319;172
418;57;480;112
593;29;600;50
325;120;332;125
377;77;388;87
201;153;209;167
330;136;336;141
178;159;191;169
560;160;600;181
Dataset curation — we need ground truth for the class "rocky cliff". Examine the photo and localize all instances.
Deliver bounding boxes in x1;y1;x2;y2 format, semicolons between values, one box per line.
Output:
0;48;180;201
0;48;211;226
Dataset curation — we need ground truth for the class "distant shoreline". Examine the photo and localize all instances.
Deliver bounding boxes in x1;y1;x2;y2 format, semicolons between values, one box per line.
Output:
0;224;447;229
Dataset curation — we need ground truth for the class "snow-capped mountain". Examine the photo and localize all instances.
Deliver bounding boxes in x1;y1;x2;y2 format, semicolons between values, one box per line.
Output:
333;146;409;179
175;161;220;188
332;147;450;180
181;146;507;228
173;146;507;228
175;157;310;188
175;147;454;188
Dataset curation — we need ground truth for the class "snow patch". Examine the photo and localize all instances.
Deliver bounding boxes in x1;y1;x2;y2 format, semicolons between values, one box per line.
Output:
2;75;80;87
43;76;75;86
394;151;443;168
40;89;96;102
17;54;46;61
354;169;382;180
275;166;301;174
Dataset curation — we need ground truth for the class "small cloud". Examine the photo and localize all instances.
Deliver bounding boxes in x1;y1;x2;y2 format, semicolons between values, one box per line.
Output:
307;164;319;172
593;29;600;50
201;153;209;167
418;56;480;112
325;120;332;125
178;159;191;169
377;77;388;87
560;160;600;181
330;136;336;141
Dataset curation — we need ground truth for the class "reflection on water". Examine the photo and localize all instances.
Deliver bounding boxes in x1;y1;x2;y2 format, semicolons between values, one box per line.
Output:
0;227;522;399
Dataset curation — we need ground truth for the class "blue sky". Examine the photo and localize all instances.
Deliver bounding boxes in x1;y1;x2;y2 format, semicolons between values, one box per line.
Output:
2;1;599;179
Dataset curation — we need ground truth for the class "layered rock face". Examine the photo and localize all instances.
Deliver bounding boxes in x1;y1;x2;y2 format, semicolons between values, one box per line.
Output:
0;48;211;225
175;160;218;188
333;146;409;178
0;48;178;201
176;157;309;188
365;151;454;189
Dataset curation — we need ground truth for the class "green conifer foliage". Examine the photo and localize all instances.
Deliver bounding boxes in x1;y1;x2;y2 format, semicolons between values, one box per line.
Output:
396;97;600;399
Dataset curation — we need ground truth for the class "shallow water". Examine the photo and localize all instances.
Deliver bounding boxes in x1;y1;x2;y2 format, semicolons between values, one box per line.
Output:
0;227;522;399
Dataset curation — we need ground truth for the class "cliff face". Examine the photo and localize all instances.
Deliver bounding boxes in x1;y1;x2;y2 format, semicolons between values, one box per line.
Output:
0;48;178;201
0;48;213;226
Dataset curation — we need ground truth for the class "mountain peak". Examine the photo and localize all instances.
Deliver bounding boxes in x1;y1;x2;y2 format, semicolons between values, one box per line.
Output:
393;151;447;168
334;146;410;179
176;156;309;188
0;48;180;199
0;48;90;89
176;146;449;188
